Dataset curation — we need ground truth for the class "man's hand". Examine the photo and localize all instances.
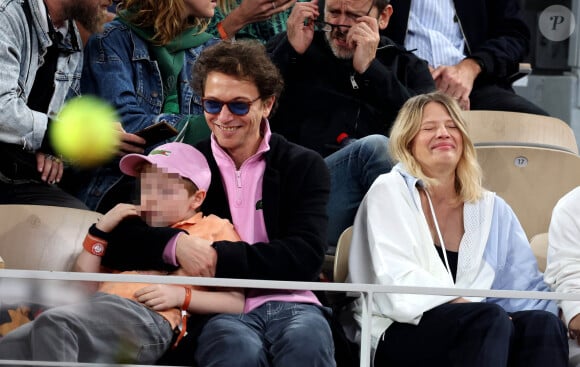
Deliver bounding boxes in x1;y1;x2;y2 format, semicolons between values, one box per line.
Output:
431;59;481;111
348;15;380;74
175;234;217;277
96;203;139;232
286;0;319;54
35;152;63;184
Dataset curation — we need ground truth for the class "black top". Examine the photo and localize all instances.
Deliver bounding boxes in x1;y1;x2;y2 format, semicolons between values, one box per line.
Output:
434;245;459;283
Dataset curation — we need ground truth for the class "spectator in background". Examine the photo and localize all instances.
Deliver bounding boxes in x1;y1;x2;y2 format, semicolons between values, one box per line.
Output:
347;92;567;366
208;0;297;43
72;0;218;211
267;0;434;248
383;0;548;114
0;0;110;208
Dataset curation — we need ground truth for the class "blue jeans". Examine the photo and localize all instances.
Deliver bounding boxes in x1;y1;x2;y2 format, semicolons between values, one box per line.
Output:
325;135;393;251
195;301;336;367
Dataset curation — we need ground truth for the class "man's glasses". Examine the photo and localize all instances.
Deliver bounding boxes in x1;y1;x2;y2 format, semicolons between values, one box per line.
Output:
202;97;261;116
307;2;375;33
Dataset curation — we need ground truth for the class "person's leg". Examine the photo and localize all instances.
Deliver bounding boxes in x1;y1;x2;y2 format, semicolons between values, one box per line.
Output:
0;293;173;363
375;302;513;367
469;84;549;116
0;320;35;359
195;312;268;367
324;135;393;251
265;302;335;367
0;181;88;209
508;310;568;367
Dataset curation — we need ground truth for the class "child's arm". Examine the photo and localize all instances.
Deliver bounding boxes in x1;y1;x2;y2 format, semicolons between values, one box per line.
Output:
134;285;245;314
74;204;140;273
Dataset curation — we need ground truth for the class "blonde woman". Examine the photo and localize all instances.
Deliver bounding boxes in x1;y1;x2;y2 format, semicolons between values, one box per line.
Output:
75;0;218;211
348;92;567;366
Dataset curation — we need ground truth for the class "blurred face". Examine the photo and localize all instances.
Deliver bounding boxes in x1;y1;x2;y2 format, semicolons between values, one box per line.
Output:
411;102;464;177
65;0;111;33
203;72;274;166
323;0;390;59
139;166;199;227
184;0;216;18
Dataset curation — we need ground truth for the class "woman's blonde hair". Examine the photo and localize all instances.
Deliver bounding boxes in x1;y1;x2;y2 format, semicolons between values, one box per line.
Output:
118;0;210;45
389;92;483;202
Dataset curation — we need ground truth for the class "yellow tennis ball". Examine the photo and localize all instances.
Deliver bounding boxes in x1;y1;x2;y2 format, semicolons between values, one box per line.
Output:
51;96;120;168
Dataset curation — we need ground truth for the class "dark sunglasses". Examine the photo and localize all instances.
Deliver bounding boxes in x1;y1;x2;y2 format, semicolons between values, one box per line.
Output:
202;97;261;116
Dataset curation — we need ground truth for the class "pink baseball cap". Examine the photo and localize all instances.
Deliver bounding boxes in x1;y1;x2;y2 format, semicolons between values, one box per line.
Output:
120;142;211;191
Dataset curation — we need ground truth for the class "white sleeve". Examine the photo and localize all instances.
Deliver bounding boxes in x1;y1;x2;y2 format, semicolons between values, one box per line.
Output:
545;187;580;325
348;174;456;325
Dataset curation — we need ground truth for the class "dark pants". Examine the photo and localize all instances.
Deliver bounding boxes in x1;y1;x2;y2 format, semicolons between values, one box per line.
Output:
374;302;568;367
470;84;549;116
0;180;87;209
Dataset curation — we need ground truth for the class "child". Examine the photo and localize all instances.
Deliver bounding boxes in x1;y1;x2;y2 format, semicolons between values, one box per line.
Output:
0;142;243;364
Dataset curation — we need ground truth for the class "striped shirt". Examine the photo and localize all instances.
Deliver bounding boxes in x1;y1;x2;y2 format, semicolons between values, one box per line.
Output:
405;0;465;67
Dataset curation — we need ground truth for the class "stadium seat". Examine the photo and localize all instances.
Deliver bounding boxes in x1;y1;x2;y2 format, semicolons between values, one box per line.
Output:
476;146;580;240
463;110;579;154
334;226;353;283
529;232;548;273
0;205;101;271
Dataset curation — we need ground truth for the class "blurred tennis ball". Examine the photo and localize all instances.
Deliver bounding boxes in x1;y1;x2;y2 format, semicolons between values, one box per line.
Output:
51;96;120;167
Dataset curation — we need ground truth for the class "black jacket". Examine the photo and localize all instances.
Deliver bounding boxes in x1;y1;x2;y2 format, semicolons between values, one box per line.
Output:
383;0;530;86
103;133;330;282
267;32;434;157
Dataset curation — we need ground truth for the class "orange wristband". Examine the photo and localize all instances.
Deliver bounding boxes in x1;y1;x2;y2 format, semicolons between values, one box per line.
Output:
173;287;192;349
216;21;229;40
82;234;108;257
181;287;192;311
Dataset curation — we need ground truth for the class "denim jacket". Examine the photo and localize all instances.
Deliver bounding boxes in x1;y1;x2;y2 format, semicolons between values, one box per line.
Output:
77;19;218;210
0;0;82;151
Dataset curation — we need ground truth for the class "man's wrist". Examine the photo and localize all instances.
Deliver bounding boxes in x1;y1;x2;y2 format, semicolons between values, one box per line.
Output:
466;57;485;75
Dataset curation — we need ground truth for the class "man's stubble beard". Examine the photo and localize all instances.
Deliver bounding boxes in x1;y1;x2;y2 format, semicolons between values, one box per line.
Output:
64;0;106;34
324;30;354;60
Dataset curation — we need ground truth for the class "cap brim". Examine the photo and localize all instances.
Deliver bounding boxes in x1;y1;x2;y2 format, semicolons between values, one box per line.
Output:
119;154;153;177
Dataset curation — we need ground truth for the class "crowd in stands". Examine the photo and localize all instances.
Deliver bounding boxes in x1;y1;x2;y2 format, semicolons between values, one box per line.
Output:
0;0;578;366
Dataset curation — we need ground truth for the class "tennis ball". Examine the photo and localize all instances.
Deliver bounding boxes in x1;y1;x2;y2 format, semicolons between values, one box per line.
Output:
51;96;120;168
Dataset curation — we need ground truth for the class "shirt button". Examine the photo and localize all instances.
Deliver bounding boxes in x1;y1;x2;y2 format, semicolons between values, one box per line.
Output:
151;91;159;98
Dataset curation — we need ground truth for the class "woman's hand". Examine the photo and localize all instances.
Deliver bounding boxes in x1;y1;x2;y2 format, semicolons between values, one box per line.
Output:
221;0;297;38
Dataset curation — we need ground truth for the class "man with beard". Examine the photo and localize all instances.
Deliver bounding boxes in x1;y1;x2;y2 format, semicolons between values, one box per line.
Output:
266;0;434;250
0;0;111;208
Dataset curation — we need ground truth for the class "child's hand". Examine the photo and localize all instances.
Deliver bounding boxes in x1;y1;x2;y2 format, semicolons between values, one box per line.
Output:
134;284;185;311
96;203;139;233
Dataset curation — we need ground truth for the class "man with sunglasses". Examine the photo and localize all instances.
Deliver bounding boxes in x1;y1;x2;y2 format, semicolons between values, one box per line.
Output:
97;40;336;367
266;0;435;249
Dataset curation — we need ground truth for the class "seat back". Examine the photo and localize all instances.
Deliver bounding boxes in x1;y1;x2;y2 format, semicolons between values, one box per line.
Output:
529;232;549;273
334;226;353;283
0;205;102;271
476;146;580;239
464;110;578;154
